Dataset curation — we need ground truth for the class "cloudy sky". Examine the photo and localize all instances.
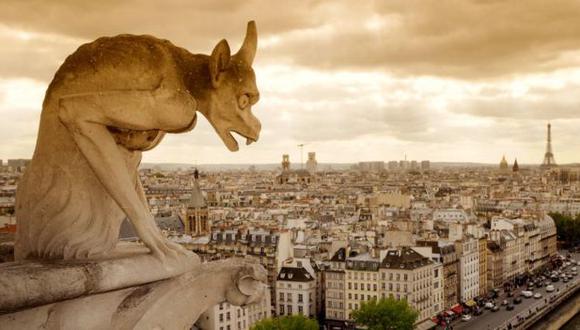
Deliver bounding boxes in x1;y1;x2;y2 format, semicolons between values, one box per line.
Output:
2;0;580;165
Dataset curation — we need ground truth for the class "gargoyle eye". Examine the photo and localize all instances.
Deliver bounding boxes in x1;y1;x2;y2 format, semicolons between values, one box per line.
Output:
238;94;250;109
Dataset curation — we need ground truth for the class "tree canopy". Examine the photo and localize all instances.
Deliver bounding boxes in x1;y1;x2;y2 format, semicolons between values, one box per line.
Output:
352;297;419;330
549;212;580;246
250;315;319;330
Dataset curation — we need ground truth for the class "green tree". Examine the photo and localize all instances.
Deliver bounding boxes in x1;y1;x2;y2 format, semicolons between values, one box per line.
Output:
250;315;318;330
549;212;580;246
352;297;419;330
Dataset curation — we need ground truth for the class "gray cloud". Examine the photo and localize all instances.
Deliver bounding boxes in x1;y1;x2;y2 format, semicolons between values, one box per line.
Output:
2;1;580;79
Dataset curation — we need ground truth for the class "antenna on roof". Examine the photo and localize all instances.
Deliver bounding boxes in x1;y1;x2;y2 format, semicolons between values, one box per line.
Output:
298;143;306;169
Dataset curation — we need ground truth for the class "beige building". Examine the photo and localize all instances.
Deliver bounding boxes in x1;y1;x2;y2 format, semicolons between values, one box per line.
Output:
325;248;347;323
379;248;441;322
345;253;380;319
487;241;504;289
478;237;488;296
196;290;271;330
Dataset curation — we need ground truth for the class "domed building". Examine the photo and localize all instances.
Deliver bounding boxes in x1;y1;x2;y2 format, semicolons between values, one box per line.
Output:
499;155;509;171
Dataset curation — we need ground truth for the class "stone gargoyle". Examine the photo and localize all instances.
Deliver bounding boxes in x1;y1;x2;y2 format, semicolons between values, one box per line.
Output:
2;21;267;329
15;21;261;260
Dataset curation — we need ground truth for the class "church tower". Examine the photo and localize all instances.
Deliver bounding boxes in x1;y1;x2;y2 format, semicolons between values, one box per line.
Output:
183;169;209;237
512;158;519;172
282;154;290;172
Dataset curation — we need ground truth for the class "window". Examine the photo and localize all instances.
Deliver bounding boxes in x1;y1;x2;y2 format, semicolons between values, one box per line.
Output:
279;305;285;314
219;314;223;322
288;305;292;314
226;312;230;321
298;306;303;315
279;292;284;301
298;294;303;303
404;274;408;281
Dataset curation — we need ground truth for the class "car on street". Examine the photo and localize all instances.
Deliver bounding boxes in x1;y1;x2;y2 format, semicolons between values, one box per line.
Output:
461;314;472;322
492;305;500;312
521;290;533;298
485;302;494;309
546;285;555;292
501;299;508;306
506;304;515;311
514;297;523;304
534;293;542;299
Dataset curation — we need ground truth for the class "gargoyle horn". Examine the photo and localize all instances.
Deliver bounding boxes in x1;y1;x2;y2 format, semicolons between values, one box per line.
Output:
234;21;257;65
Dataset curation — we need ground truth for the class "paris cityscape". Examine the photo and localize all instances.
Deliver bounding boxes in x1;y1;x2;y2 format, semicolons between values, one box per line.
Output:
1;1;580;330
1;123;579;329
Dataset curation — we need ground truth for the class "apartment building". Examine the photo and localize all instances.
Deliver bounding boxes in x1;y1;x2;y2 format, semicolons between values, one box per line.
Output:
344;253;381;319
275;258;320;318
455;237;479;302
415;240;459;309
325;248;347;323
379;248;439;322
478;236;488;296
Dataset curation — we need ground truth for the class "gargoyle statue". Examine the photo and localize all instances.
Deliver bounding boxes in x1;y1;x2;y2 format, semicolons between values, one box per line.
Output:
15;21;261;260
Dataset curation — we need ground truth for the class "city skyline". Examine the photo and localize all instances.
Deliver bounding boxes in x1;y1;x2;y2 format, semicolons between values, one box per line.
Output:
2;1;580;164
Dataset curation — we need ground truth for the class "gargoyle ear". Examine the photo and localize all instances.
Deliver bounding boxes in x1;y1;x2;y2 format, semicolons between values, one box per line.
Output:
209;39;231;88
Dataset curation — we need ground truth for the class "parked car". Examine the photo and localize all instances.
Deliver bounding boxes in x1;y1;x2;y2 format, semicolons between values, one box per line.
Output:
501;300;508;306
506;304;515;311
461;314;472;322
521;290;533;298
514;297;523;304
546;285;555;292
473;308;483;316
484;302;494;309
534;293;542;299
492;305;500;312
507;291;514;297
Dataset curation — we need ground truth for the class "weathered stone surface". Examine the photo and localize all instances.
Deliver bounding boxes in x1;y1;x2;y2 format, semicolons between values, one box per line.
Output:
0;244;200;313
1;21;268;329
14;21;261;261
0;258;267;330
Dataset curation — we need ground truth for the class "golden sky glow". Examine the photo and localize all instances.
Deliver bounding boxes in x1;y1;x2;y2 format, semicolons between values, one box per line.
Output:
2;0;580;164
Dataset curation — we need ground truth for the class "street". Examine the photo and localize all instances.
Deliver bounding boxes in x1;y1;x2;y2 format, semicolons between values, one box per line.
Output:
454;251;580;330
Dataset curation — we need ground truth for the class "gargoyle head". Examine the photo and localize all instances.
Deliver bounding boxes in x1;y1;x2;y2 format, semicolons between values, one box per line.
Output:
200;21;261;152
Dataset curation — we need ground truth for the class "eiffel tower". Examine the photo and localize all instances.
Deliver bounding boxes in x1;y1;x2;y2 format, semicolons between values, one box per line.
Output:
540;123;557;169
